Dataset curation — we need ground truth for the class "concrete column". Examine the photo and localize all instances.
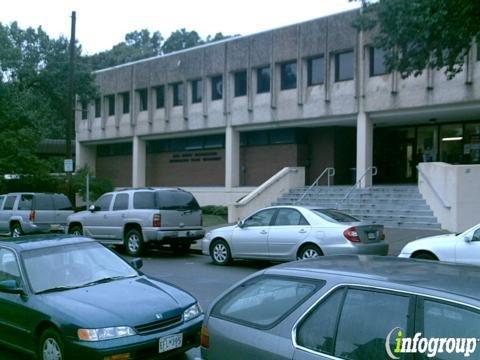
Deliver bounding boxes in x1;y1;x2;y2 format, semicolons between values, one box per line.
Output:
132;136;146;188
75;141;96;174
225;126;240;188
356;112;373;188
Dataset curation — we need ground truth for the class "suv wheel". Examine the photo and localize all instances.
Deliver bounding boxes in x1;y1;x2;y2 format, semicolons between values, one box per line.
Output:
125;228;144;256
11;223;23;238
210;239;232;266
68;225;83;236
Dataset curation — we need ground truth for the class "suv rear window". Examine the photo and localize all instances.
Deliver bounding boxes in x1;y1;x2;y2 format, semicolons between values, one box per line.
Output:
33;195;54;210
53;195;72;211
133;190;200;210
156;190;199;210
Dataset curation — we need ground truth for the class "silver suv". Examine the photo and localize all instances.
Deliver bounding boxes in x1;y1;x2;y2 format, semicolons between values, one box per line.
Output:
0;193;73;237
66;188;205;256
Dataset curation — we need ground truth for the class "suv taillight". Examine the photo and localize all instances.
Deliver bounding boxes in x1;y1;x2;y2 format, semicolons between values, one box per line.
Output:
29;210;36;222
343;227;360;242
200;325;209;348
153;214;161;227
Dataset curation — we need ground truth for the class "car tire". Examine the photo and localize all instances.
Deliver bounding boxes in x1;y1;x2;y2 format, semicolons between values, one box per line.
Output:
124;228;144;256
68;225;83;236
210;239;232;266
411;252;438;261
297;244;323;260
10;223;23;238
38;328;65;360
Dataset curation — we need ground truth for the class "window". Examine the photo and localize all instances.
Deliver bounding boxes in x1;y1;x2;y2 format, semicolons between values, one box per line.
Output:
191;79;203;103
274;209;308;226
0;248;21;283
280;61;297;90
307;56;324;86
422;299;480;353
122;92;130;114
113;193;129;211
0;196;4;209
18;194;33;210
477;39;480;61
212;276;321;328
138;89;148;112
33;195;54;210
3;196;16;210
173;82;184;106
53;195;72;211
81;101;88;120
334;289;410;359
257;66;271;93
297;288;345;355
244;209;276;227
156;190;200;210
155;86;164;109
94;194;113;211
107;95;115;116
211;75;223;100
234;70;247;97
335;50;354;81
133;192;155;210
370;47;387;76
313;209;359;223
94;98;101;118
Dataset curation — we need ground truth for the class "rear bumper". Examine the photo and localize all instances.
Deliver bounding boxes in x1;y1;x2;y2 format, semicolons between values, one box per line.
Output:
323;242;389;256
65;316;202;360
142;228;205;244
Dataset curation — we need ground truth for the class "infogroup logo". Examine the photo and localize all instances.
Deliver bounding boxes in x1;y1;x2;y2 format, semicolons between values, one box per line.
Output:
385;327;478;359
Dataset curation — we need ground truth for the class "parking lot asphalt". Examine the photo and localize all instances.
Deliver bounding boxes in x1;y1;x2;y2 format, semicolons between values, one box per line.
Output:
0;226;448;359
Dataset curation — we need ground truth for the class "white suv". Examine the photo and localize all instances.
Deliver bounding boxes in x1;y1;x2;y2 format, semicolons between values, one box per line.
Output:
66;188;204;256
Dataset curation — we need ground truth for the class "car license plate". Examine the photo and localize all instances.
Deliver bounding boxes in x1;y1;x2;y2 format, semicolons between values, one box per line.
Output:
367;232;376;240
159;333;183;353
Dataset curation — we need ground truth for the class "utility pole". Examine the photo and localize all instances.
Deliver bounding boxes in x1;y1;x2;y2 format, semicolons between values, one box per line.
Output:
66;11;76;204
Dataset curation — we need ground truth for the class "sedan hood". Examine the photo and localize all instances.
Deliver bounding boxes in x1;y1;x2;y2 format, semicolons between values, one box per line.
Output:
41;276;195;328
401;233;456;253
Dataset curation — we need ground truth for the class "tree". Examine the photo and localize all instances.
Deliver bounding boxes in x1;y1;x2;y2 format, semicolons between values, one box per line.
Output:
0;21;97;176
72;167;113;204
88;29;163;70
161;28;203;54
354;0;480;78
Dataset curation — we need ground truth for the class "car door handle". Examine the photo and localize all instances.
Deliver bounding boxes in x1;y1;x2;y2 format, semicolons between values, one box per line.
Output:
260;230;268;235
299;229;307;233
103;214;107;219
121;214;126;218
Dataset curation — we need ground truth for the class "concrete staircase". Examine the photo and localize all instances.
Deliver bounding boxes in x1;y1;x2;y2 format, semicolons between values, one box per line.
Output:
273;185;441;229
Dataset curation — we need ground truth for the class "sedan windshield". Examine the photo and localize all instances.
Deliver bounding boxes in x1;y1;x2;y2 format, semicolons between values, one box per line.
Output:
312;209;359;223
22;242;138;294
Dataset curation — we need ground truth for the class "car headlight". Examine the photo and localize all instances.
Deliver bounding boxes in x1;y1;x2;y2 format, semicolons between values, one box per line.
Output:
77;326;136;341
183;303;202;322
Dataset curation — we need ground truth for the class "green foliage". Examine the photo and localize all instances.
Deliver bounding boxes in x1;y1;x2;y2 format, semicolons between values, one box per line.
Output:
353;0;480;79
0;174;65;194
0;21;97;178
72;167;113;202
201;205;228;217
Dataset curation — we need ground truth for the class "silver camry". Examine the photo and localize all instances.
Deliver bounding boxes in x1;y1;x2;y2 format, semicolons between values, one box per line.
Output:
201;206;387;265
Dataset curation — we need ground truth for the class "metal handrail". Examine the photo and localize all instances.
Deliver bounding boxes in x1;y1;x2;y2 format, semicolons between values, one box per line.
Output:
295;167;335;204
336;166;377;208
417;165;451;209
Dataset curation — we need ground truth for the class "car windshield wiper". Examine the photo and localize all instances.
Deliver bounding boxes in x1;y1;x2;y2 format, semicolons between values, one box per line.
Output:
80;275;136;287
36;285;84;294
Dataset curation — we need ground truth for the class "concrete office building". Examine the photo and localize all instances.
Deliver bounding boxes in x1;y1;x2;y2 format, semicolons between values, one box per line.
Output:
75;9;480;230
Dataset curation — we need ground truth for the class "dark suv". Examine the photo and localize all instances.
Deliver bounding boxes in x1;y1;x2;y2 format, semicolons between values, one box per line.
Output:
66;188;205;256
0;193;73;237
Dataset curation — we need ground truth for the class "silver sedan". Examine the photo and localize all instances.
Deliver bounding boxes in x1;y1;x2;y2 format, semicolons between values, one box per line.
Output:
202;206;388;265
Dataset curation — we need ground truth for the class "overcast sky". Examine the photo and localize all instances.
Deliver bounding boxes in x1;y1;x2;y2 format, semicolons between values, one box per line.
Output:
1;0;360;55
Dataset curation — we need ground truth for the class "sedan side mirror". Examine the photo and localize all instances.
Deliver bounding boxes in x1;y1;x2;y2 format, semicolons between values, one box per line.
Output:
130;258;143;270
89;204;98;212
0;280;25;295
237;220;245;228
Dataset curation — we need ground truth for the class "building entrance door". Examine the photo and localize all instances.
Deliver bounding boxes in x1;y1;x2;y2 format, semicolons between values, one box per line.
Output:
374;127;417;184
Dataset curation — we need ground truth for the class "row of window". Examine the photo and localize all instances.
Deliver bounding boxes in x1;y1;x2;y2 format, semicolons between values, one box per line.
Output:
81;48;389;120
